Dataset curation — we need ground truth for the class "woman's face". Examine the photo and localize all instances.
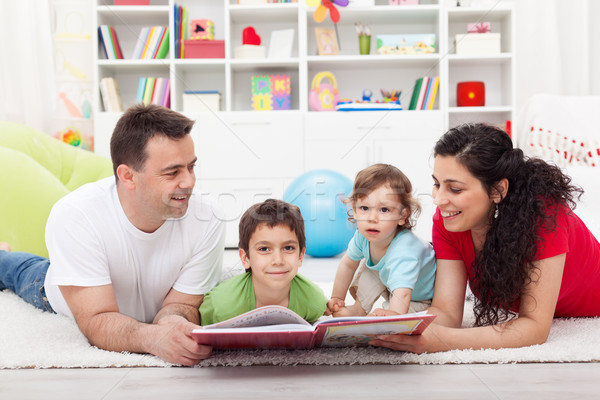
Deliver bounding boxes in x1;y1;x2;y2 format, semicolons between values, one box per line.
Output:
432;155;495;236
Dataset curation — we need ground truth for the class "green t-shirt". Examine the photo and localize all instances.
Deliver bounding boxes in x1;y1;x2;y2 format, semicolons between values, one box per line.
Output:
200;272;327;326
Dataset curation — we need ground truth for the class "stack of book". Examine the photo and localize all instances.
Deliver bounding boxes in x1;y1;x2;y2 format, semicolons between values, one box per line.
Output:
131;26;170;59
408;76;440;111
136;77;171;107
98;25;124;59
174;3;188;59
99;77;124;112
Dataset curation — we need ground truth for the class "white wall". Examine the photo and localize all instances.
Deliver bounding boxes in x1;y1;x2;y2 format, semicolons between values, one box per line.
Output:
513;0;600;112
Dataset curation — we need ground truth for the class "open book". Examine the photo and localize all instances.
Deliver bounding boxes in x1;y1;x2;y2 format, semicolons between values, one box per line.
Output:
192;305;436;350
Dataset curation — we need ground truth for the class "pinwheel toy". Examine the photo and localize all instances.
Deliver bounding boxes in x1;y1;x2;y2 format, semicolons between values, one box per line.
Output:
308;0;349;24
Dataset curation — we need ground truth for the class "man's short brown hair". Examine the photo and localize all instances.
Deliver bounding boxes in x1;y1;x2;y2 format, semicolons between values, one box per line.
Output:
110;104;195;178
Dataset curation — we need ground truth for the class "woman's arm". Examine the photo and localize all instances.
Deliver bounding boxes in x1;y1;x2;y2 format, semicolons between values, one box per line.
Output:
369;254;565;353
426;258;468;328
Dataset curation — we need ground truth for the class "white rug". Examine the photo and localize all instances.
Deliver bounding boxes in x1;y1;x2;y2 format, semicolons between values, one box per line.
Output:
1;290;599;369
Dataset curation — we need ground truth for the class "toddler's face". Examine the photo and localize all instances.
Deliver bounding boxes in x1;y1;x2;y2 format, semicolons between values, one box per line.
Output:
353;185;407;248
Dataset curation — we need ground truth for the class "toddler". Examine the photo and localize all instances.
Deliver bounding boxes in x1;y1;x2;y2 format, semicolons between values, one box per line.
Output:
327;164;436;317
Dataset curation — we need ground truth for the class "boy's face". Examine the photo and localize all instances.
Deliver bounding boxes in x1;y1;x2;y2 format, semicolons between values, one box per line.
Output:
239;223;305;292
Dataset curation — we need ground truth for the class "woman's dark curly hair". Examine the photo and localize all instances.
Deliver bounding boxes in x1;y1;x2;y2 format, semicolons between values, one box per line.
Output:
434;123;583;327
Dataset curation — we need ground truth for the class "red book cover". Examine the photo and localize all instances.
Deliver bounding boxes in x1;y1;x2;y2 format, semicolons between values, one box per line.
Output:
192;305;436;350
109;26;124;59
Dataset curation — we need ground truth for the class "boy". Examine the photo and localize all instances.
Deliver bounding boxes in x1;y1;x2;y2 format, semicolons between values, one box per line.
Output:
200;199;327;325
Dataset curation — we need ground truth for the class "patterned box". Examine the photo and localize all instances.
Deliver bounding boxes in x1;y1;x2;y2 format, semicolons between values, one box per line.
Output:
251;74;291;111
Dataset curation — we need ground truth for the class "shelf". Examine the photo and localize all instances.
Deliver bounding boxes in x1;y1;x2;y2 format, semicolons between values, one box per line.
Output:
229;4;299;23
449;106;512;114
307;54;440;70
308;5;440;25
97;5;169;25
230;58;300;72
446;5;513;21
447;54;513;65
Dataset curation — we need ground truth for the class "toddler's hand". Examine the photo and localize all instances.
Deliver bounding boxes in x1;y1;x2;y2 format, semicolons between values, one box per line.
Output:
326;297;345;316
369;308;400;317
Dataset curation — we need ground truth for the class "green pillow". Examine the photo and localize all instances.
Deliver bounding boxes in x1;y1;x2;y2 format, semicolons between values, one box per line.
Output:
0;122;113;257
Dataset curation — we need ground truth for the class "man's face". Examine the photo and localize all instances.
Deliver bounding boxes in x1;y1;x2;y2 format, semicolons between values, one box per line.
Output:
132;134;197;231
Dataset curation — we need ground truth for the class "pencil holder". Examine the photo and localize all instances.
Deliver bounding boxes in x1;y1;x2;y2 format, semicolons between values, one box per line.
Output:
359;35;371;55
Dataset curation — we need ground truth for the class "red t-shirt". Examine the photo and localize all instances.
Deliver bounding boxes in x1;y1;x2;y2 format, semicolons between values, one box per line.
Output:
432;206;600;317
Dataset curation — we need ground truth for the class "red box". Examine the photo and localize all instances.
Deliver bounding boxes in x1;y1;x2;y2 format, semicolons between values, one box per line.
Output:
114;0;149;5
457;81;485;107
184;40;225;59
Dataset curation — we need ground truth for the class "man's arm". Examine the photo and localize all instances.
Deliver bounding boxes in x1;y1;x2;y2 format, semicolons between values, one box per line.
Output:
60;285;211;366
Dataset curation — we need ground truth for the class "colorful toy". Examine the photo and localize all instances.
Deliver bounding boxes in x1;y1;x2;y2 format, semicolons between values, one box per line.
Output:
311;0;349;24
59;126;82;147
309;71;340;111
190;19;214;40
251;74;291;111
283;169;355;257
457;81;485;107
58;92;83;118
242;26;261;45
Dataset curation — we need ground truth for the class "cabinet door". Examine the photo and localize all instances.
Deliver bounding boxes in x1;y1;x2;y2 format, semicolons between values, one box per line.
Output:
193;111;304;180
197;178;288;248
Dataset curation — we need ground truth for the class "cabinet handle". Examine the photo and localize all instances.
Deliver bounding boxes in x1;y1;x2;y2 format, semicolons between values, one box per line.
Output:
230;121;272;126
357;126;392;130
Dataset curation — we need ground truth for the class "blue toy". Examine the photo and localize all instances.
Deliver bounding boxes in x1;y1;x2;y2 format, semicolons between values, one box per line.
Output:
283;169;356;257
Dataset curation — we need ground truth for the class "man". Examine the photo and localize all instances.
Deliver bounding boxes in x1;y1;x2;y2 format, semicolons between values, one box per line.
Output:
0;104;225;365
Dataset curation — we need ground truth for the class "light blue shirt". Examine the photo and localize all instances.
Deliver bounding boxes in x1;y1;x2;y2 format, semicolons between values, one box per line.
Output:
346;229;436;301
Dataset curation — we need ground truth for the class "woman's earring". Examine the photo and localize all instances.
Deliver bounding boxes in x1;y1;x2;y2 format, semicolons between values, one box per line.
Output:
494;204;499;219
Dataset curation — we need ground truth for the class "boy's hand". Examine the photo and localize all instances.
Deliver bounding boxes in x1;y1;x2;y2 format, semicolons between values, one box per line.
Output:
326;297;345;316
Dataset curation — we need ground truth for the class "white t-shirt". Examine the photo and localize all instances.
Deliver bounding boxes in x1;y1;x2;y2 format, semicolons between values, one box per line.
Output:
44;177;225;323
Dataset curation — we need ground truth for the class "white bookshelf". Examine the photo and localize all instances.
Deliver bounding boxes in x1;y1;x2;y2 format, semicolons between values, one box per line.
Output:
92;0;515;246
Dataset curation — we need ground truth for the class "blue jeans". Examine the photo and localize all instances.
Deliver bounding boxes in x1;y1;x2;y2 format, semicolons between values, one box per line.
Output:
0;250;55;313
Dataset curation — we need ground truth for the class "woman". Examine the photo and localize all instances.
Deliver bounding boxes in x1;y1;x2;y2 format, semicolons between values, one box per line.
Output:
370;123;600;353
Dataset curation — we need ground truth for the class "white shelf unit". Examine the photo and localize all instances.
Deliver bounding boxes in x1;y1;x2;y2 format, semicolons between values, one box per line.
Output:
92;0;515;246
445;5;516;136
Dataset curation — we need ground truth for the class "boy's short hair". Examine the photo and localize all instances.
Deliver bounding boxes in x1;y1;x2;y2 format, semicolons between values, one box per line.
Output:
238;199;306;255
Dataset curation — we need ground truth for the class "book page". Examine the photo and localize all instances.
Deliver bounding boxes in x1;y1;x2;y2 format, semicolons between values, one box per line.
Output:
319;319;423;348
314;310;430;326
203;305;312;330
193;324;313;334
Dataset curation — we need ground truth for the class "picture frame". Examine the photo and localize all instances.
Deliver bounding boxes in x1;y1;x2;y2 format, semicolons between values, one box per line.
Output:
315;27;339;56
267;29;295;59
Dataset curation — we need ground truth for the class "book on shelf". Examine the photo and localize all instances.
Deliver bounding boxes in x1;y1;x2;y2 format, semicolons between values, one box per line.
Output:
154;27;170;59
425;77;439;110
142;77;156;105
131;27;151;59
174;3;188;59
409;76;439;111
191;305;436;350
137;77;170;107
109;26;124;59
98;25;123;60
99;77;123;112
408;77;423;110
415;76;429;110
145;26;163;59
